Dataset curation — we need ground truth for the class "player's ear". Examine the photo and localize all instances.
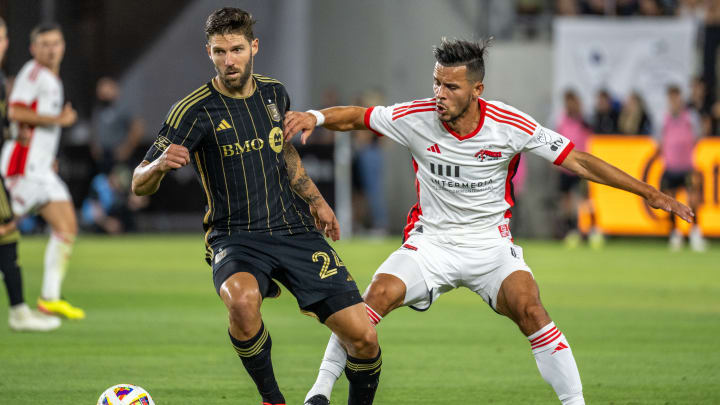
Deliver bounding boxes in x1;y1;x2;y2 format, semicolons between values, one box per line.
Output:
251;38;258;57
474;81;484;98
206;43;212;59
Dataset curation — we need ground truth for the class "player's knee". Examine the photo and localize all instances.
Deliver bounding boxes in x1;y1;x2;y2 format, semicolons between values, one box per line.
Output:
522;302;548;325
227;289;261;328
346;327;379;358
364;280;403;315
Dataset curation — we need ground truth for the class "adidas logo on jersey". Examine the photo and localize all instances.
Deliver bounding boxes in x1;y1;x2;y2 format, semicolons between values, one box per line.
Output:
427;144;441;154
216;119;232;131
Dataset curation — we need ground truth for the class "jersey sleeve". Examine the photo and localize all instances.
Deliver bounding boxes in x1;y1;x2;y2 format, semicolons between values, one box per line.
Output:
522;125;575;165
363;104;411;147
8;69;40;108
143;106;204;163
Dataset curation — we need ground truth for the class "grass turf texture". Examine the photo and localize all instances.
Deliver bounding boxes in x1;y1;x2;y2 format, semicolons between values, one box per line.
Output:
0;235;718;404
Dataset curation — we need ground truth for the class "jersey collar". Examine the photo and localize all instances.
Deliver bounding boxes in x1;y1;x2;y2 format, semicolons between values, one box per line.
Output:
441;98;486;141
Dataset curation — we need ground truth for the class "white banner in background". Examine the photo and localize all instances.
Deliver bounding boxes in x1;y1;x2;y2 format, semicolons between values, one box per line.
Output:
553;18;696;132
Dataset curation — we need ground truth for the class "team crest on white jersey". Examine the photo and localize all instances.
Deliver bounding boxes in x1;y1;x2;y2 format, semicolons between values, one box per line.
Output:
474;148;503;162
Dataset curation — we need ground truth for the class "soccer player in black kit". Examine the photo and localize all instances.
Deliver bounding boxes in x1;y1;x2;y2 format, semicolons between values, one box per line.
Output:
132;8;381;405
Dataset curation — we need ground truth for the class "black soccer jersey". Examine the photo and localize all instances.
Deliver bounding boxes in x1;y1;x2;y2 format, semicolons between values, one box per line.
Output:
144;74;316;256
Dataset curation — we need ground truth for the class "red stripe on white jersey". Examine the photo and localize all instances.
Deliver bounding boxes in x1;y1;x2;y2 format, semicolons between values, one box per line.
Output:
553;141;575;165
392;107;436;121
486;103;536;130
485;108;536;133
393;101;436;115
28;63;42;82
486;111;534;135
363;107;384;137
504;155;521;207
403;158;422;242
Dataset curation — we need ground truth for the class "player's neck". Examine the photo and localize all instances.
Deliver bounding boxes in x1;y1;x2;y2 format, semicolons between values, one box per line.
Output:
34;59;60;76
446;99;481;136
213;75;255;98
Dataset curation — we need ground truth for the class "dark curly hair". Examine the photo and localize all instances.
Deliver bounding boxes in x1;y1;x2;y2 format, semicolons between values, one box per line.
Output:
204;8;256;41
433;38;490;82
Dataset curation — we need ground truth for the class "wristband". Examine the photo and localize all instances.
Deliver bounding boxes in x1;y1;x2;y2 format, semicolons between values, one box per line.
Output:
306;109;325;127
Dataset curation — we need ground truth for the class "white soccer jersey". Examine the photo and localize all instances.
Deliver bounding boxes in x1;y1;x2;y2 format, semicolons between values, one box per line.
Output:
1;60;64;178
365;97;574;238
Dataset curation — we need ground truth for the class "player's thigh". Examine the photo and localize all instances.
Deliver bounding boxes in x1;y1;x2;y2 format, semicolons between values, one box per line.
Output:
39;200;77;234
369;252;430;315
495;270;545;321
274;232;363;323
464;241;535;314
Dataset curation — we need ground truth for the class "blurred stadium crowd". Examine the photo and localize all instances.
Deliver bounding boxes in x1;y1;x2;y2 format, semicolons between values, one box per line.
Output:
0;0;716;242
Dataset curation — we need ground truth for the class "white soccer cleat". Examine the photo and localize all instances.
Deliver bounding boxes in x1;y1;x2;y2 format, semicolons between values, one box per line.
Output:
588;228;605;250
689;226;707;253
8;303;61;332
669;229;684;252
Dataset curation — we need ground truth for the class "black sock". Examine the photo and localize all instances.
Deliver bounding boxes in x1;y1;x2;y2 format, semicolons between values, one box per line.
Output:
229;323;285;404
0;243;24;307
345;348;382;405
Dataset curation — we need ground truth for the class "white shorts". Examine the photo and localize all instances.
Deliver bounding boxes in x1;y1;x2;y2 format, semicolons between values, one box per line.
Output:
4;172;72;215
375;226;532;312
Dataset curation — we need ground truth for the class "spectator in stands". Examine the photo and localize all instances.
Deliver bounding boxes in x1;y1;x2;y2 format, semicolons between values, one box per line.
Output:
688;77;712;136
581;0;607;15
351;90;388;236
90;77;144;173
555;89;604;248
638;0;665;16
616;0;640;15
81;165;147;234
658;85;706;251
618;91;652;135
555;0;579;15
592;89;620;134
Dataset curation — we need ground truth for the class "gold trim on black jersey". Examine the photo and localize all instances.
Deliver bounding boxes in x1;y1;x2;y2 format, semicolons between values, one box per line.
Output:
239;96;273;232
167;85;210;129
253;73;283;86
203;107;234;235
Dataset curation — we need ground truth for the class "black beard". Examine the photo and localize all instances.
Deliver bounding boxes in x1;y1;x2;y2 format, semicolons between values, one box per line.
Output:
443;95;475;123
220;55;253;92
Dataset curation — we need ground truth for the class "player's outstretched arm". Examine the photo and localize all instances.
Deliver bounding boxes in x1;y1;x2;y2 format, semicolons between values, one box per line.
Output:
9;102;77;128
560;149;694;222
131;144;190;196
283;142;340;241
283;106;367;144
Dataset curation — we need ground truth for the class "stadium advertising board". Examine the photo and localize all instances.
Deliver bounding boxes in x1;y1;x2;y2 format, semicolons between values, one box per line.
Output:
587;136;720;236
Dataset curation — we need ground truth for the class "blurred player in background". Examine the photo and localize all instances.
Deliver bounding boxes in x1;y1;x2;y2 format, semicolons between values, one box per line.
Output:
1;23;83;320
658;85;706;252
132;8;381;405
555;89;603;249
285;39;694;405
0;17;60;332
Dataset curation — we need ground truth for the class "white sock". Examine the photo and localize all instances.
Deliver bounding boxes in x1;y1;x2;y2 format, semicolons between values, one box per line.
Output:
528;322;584;405
41;232;74;300
305;304;382;403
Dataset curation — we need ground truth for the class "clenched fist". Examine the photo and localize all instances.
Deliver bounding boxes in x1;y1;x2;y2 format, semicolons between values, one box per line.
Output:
157;144;190;172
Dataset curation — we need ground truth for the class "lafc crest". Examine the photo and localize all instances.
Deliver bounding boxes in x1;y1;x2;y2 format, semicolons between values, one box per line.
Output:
266;102;281;122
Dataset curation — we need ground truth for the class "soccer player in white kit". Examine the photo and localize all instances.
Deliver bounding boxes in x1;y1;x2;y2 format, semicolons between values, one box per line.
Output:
1;23;84;319
285;39;694;405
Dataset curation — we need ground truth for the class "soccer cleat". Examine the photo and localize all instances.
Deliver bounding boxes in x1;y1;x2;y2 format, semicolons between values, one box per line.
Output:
689;226;707;253
563;231;581;249
37;298;85;320
304;395;330;405
588;229;605;250
669;229;684;252
8;303;61;331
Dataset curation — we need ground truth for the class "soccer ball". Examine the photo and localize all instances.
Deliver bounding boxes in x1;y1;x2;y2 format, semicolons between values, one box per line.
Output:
97;384;155;405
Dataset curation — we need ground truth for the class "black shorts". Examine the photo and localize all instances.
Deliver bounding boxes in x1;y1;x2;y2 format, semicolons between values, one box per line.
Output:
660;170;692;192
211;231;362;323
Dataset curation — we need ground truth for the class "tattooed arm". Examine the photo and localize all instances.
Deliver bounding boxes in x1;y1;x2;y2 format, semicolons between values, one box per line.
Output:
283;142;340;240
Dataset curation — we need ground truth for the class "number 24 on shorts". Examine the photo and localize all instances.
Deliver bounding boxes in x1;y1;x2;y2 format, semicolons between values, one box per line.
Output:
312;250;345;279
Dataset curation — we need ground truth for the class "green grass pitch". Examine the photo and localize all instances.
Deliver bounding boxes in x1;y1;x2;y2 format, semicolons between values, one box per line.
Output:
0;235;718;404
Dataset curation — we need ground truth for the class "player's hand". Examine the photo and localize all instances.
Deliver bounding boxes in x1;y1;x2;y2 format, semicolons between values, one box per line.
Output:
156;144;190;172
309;199;341;241
57;102;77;127
283;111;317;144
646;189;694;223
